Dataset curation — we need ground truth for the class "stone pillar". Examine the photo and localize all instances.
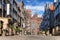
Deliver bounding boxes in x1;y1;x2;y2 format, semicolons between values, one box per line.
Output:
24;31;26;35
13;29;15;35
56;26;59;32
46;30;49;35
2;23;7;36
9;28;11;35
52;28;55;35
22;29;23;35
20;28;22;36
2;30;5;36
42;31;45;35
49;34;52;36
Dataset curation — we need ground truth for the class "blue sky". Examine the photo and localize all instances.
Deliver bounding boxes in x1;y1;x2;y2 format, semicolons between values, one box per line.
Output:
17;0;53;17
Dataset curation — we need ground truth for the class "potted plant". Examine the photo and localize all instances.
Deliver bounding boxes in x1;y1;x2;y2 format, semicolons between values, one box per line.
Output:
15;28;20;35
10;25;14;29
9;25;14;35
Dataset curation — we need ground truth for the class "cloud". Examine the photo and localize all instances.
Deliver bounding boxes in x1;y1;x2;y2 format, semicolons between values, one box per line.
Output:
24;5;45;11
26;0;31;2
24;5;45;17
38;14;43;17
24;0;53;17
31;10;43;17
24;1;53;11
38;11;44;17
46;1;53;4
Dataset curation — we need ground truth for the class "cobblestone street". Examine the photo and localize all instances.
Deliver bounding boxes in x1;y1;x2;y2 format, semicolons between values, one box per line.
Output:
0;35;60;40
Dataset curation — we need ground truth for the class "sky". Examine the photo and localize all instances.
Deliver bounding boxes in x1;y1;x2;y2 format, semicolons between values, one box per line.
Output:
17;0;53;17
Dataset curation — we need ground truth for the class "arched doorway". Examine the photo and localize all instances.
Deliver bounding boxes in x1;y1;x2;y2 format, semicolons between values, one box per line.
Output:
0;17;8;36
0;21;3;36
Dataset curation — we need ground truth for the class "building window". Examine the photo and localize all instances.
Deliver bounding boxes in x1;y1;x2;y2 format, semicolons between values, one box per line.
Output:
10;0;13;4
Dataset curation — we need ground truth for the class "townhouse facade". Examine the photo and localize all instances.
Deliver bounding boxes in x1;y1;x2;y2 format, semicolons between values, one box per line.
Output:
31;14;42;35
40;0;60;36
0;0;23;36
53;0;60;35
24;9;31;35
40;3;54;35
19;1;25;35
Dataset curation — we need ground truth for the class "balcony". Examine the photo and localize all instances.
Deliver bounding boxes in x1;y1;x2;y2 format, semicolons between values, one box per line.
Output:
12;13;17;21
20;12;24;19
17;17;20;23
54;8;59;18
13;6;20;17
13;5;18;12
17;7;20;16
45;21;49;26
54;2;58;9
17;10;20;16
54;19;60;26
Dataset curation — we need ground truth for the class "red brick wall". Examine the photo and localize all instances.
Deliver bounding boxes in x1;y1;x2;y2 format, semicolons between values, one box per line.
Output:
31;14;42;35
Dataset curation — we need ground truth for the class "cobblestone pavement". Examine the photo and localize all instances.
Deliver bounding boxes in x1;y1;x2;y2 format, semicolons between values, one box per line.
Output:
0;35;60;40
